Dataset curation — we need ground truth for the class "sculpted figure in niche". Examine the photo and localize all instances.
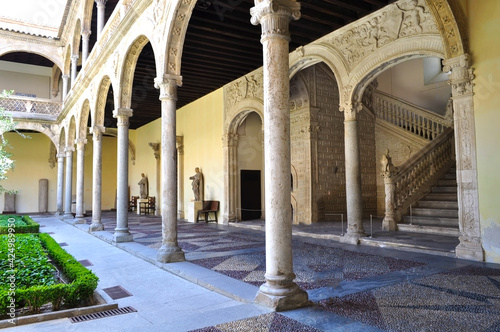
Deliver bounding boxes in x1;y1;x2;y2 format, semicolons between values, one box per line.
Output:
189;167;203;201
138;173;149;199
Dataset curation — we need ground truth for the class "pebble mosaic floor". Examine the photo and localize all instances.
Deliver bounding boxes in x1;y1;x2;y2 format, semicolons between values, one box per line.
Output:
92;212;500;331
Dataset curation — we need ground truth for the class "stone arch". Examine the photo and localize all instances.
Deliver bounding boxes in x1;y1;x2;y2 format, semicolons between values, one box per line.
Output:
92;75;112;127
63;46;72;77
12;123;59;148
0;46;63;72
119;35;153;109
78;99;91;140
161;0;198;76
72;19;82;57
66;116;77;148
59;127;66;154
223;100;264;223
289;45;348;86
81;0;94;32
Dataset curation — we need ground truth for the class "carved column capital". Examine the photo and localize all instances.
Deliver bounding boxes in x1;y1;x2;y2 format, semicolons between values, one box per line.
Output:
340;101;363;121
90;125;105;141
62;74;70;81
71;54;79;62
56;153;66;160
65;146;75;156
443;54;474;97
75;138;88;150
155;74;182;101
113;108;133;126
95;0;108;7
149;142;161;159
250;0;301;42
82;29;92;38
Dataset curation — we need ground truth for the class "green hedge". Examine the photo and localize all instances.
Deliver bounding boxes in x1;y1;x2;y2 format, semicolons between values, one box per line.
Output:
0;233;99;315
0;215;39;234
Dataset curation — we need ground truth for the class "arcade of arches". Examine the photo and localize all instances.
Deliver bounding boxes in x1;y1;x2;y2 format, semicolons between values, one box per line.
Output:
1;0;499;310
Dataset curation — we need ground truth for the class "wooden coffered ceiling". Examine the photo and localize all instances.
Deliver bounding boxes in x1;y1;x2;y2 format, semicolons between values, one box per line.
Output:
0;0;394;129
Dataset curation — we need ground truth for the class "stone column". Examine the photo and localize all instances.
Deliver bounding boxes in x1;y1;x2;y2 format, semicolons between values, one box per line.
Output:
56;153;65;215
71;55;79;86
149;142;161;215
75;139;87;219
89;126;105;231
223;133;238;223
250;0;308;311
95;0;108;39
341;101;366;243
155;74;185;263
443;54;483;261
81;29;91;64
112;108;133;242
64;147;75;219
62;75;69;100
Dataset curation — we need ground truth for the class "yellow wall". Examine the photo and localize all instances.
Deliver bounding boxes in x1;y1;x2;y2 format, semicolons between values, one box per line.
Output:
177;88;224;220
468;0;500;262
0;132;117;214
0;133;57;213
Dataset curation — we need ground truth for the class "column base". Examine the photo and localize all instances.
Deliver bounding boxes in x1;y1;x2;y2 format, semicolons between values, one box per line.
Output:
74;219;86;224
63;213;74;219
341;231;366;245
188;201;203;223
455;236;484;261
55;210;63;216
113;229;133;243
382;216;397;231
89;221;104;232
157;244;186;263
255;280;310;312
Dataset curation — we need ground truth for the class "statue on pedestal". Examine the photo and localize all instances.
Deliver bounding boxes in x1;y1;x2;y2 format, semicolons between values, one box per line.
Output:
138;173;149;199
189;167;203;201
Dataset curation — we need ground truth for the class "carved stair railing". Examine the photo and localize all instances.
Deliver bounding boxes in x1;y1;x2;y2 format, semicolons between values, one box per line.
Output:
372;90;453;141
381;127;455;231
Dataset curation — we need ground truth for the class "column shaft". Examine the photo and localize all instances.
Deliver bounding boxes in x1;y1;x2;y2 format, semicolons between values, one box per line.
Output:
71;55;79;85
90;127;104;231
113;109;133;242
75;139;87;219
156;75;185;263
56;153;65;215
62;75;69;100
251;0;308;311
344;113;366;243
82;29;91;64
64;148;74;218
96;0;107;38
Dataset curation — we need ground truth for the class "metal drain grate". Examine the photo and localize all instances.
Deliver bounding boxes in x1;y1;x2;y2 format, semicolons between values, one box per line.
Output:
70;306;137;323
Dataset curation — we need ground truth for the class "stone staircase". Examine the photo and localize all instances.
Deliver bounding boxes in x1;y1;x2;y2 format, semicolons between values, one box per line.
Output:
397;168;459;236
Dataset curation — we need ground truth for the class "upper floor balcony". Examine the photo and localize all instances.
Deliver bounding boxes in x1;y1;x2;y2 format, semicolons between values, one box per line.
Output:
0;95;61;122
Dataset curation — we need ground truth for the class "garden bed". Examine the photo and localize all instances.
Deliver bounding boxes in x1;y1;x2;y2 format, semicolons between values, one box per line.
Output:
0;215;39;234
0;233;99;321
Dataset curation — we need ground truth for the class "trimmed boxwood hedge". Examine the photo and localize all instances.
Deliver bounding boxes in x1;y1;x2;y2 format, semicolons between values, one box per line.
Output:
0;215;39;234
0;233;99;315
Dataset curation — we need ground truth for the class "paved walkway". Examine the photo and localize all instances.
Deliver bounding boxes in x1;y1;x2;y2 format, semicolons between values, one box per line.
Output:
4;212;500;331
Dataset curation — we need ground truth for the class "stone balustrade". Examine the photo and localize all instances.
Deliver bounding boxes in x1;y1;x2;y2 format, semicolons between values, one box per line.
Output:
381;127;455;231
373;90;452;141
0;96;62;120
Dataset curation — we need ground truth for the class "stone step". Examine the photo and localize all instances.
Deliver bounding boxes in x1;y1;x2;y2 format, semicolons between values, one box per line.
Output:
416;200;458;209
437;179;457;186
398;223;460;236
402;215;458;227
424;193;458;201
410;207;458;218
431;186;457;193
443;172;457;180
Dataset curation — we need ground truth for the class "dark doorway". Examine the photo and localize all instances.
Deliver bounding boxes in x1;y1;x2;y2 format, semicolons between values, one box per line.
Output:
240;170;261;220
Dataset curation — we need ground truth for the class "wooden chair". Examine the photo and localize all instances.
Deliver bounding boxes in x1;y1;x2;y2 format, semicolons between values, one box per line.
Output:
129;196;139;211
140;196;155;215
197;200;219;223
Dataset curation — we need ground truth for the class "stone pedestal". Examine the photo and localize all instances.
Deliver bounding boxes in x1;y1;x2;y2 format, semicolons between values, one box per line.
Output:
39;179;48;213
188;201;203;223
137;198;148;215
3;193;15;214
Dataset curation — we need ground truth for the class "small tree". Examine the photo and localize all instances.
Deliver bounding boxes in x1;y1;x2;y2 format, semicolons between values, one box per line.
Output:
0;90;22;193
